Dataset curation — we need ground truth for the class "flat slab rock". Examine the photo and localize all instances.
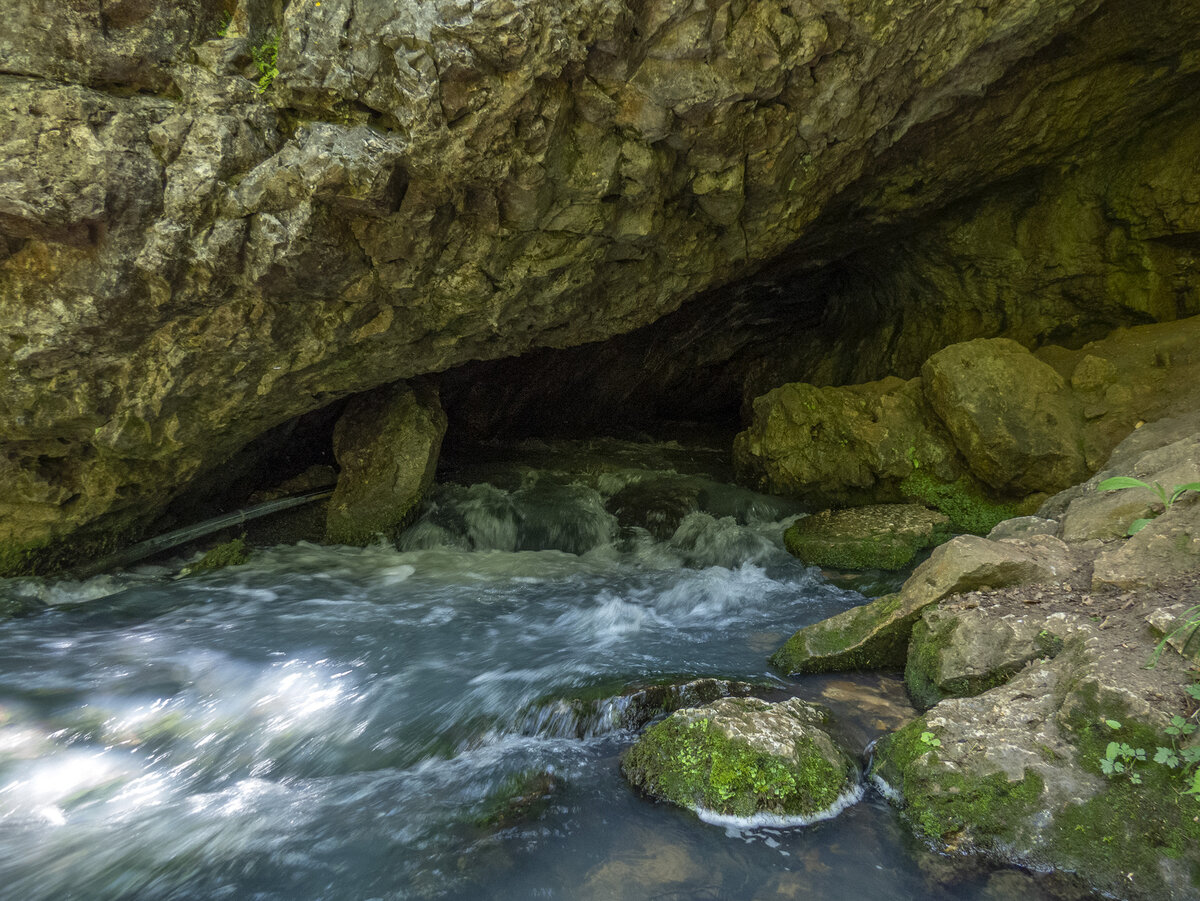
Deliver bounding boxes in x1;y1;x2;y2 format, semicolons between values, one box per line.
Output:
784;504;950;571
621;697;857;820
770;533;1082;675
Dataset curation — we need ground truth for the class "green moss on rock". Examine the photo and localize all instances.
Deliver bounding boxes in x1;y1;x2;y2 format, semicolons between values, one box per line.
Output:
622;698;855;818
899;470;1021;535
474;769;561;829
0;539;46;578
783;504;951;571
769;592;916;675
182;537;250;575
872;720;1045;846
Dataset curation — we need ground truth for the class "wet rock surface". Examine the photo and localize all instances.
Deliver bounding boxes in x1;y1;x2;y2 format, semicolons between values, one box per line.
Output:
622;697;857;819
784;504;950;571
325;381;448;546
770;533;1082;676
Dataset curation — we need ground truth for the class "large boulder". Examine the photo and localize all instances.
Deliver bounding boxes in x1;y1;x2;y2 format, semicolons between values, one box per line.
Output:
736;317;1200;538
770;534;1080;675
733;377;959;507
325;381;448;546
784;504;950;571
622;697;858;820
921;339;1087;495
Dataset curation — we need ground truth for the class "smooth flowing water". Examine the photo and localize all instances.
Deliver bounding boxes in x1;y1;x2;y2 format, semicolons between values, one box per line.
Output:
0;439;1057;900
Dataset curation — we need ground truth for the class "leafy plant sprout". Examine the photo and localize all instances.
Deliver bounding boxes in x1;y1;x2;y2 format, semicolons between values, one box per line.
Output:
252;32;280;93
1098;476;1200;535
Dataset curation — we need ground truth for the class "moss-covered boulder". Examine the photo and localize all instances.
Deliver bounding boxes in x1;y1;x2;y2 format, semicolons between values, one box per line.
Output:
783;504;951;571
898;471;1025;535
622;697;857;819
770;534;1080;675
904;606;1072;711
179;537;250;575
733;377;961;507
326;380;447;546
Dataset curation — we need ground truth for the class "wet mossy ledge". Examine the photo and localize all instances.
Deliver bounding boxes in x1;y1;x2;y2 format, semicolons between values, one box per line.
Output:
783;504;950;571
769;410;1200;899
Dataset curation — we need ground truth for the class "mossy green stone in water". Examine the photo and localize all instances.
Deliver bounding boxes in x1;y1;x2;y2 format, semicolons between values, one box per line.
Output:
622;697;855;818
783;504;951;571
474;769;560;829
183;538;250;574
769;592;915;675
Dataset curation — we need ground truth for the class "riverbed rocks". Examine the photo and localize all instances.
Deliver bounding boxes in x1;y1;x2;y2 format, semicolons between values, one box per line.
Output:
325;381;447;546
784;504;950;571
736;316;1200;533
621;697;857;819
770;409;1200;898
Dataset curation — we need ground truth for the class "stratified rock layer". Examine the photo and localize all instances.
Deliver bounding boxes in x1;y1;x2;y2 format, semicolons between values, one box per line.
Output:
5;0;1200;569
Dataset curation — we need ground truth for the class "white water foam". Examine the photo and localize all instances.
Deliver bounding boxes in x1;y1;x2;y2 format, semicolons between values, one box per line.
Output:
696;782;866;833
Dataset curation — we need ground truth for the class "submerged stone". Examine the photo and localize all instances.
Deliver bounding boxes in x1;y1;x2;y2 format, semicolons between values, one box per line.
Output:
783;504;950;571
621;697;857;819
474;769;561;830
606;478;702;541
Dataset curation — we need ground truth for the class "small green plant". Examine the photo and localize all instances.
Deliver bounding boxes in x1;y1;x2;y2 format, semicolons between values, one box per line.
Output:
251;33;279;93
1101;704;1200;796
216;11;233;37
1098;476;1200;535
919;731;942;748
1099;719;1146;783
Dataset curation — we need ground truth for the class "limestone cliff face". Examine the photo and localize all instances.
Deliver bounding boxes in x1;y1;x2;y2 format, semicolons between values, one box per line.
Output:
2;0;1200;569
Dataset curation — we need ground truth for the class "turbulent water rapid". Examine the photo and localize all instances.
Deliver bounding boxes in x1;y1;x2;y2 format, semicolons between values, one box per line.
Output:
0;439;1055;900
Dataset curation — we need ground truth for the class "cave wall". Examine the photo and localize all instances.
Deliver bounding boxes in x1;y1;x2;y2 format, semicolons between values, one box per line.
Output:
442;98;1200;438
4;0;1200;570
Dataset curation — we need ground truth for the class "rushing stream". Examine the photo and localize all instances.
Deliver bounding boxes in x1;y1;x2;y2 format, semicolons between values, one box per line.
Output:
0;438;1063;900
